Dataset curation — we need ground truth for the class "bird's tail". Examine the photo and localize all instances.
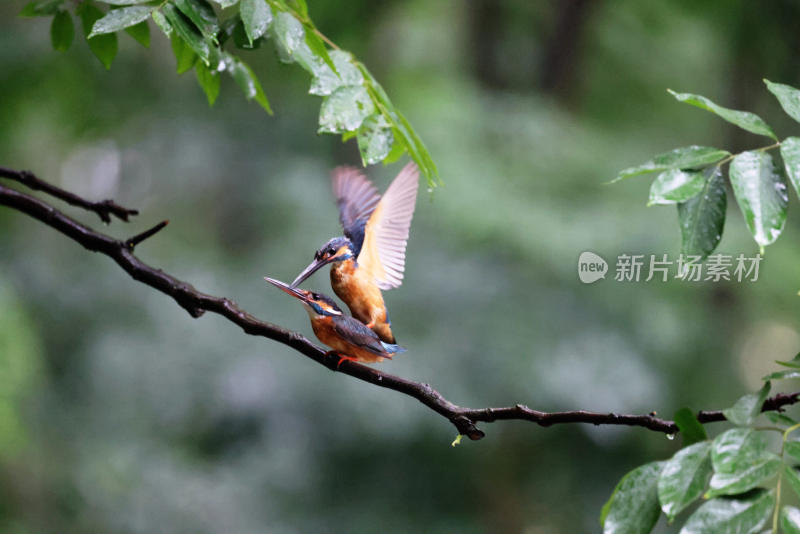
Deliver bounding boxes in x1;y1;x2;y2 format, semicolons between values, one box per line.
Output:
380;342;407;354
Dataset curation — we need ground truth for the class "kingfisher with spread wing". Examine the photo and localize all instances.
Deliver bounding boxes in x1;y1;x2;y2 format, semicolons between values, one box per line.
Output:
264;277;406;364
290;162;419;344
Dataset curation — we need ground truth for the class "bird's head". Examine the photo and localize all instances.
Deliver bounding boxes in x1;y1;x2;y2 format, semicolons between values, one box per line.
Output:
264;277;343;317
290;236;354;287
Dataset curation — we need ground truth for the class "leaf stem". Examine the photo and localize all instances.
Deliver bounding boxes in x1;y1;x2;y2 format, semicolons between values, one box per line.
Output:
772;422;800;533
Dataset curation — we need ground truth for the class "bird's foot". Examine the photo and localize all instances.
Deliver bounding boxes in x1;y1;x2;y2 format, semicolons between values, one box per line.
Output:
326;351;357;369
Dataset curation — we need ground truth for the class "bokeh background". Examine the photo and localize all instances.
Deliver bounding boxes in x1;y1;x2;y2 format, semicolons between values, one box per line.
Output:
2;1;800;532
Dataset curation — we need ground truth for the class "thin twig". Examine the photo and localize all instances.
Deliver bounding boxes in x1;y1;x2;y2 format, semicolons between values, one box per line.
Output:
1;171;799;441
125;220;169;249
0;166;139;223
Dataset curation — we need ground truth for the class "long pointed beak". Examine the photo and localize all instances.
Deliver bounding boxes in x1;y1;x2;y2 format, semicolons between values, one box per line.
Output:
290;257;332;288
264;277;309;302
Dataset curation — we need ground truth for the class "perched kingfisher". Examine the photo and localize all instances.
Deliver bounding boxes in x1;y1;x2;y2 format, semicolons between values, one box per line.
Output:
264;277;406;364
290;162;419;344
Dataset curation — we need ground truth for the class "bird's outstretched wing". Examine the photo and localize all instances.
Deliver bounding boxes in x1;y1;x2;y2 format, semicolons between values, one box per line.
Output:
333;316;391;356
357;162;419;290
331;166;381;254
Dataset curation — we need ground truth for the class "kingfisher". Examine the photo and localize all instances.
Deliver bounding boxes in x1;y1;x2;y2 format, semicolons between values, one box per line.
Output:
290;162;419;344
264;277;406;364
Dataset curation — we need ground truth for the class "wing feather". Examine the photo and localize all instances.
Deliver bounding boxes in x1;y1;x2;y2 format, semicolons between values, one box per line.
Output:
331;167;381;252
357;162;419;290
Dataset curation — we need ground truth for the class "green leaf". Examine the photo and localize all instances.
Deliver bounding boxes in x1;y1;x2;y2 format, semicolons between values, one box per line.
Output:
611;146;730;183
765;411;798;427
318;85;375;134
124;19;150;46
173;0;219;42
271;10;305;64
195;61;220;105
230;57;272;113
679;489;774;534
677;167;726;259
781;506;800;534
780;137;800;201
729;151;788;248
305;29;336;75
711;428;767;474
785;441;800;464
151;9;172;36
777;352;800;368
674;408;708;445
240;0;271;44
382;132;407;165
765;79;800;124
89;5;152;37
668;90;777;141
393;108;439;183
162;3;210;63
291;0;307;18
309;49;363;96
209;0;238;6
658;442;712;521
762;369;800;381
601;461;664;534
78;2;118;69
784;466;800;499
648;169;705;206
170;34;197;73
20;0;63;17
705;453;781;497
722;382;771;427
97;0;156;4
357;114;393;165
50;10;74;52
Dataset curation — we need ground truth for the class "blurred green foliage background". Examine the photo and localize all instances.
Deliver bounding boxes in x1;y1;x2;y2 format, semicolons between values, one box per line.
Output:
2;1;800;532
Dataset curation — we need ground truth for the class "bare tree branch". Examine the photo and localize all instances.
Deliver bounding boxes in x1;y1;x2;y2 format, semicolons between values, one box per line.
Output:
1;170;798;441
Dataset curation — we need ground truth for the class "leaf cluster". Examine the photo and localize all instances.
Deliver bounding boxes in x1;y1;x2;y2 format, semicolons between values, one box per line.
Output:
612;81;800;258
20;0;439;184
601;354;800;534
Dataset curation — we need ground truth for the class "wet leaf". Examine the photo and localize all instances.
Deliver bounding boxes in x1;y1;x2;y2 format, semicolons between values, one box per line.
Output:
784;466;800;499
271;10;305;64
711;428;766;474
240;0;271;44
765;411;798;427
151;9;172;36
762;369;800;381
601;461;664;534
765;79;800;124
722;382;770;427
780;137;800;201
173;0;219;42
89;5;152;37
705;453;781;497
648;169;705;205
357;114;393;165
669;90;777;140
612;146;730;183
677;167;726;259
209;0;238;6
658;442;712;521
230;57;272;113
318;85;375;133
729;151;788;248
679;489;774;534
162;3;210;63
781;506;800;534
97;0;155;4
309;49;363;96
50;10;74;52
